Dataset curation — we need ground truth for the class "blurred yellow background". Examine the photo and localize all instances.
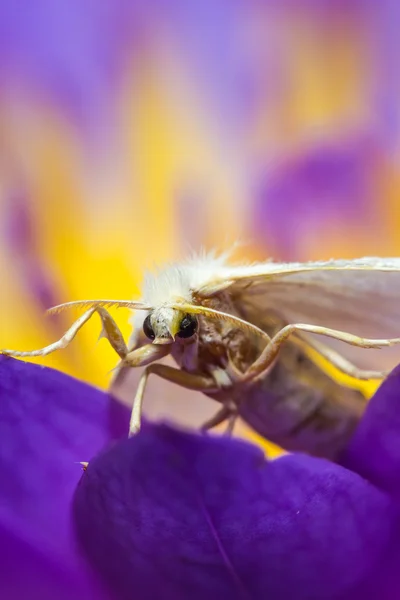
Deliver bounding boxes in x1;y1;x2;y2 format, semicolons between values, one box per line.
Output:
1;1;399;446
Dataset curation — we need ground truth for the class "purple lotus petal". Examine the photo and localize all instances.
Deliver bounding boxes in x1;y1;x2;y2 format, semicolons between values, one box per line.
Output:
163;1;256;131
0;0;253;138
75;420;400;599
253;136;377;259
0;0;138;132
341;364;400;497
4;185;65;315
0;0;371;137
372;0;400;148
3;355;400;599
0;356;129;599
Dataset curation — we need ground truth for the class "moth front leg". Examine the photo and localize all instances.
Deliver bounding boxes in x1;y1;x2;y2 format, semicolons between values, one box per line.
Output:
128;363;217;436
0;306;131;473
1;307;128;360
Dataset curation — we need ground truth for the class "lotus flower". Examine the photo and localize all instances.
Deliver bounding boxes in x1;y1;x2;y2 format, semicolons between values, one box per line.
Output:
2;354;400;599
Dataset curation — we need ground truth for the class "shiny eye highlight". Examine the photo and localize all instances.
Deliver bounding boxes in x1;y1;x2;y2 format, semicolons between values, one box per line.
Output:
143;314;155;340
176;314;198;339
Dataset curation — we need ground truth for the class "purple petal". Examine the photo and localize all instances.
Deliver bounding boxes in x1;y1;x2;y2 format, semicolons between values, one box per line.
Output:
0;0;137;133
253;137;377;258
373;0;400;148
0;356;129;599
75;422;400;599
341;364;400;497
4;186;65;315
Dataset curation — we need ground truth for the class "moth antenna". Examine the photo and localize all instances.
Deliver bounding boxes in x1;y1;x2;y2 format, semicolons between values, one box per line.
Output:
47;299;152;315
170;303;270;341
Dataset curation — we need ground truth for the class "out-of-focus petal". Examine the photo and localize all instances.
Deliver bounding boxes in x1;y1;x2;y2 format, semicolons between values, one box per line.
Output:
75;420;400;600
0;0;137;131
0;356;129;599
254;136;378;259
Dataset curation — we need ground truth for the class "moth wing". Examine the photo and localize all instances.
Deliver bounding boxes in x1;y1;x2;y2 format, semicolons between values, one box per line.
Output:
213;257;400;370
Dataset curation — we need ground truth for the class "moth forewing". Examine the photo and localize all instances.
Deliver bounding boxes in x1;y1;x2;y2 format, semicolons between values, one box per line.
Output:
228;257;400;370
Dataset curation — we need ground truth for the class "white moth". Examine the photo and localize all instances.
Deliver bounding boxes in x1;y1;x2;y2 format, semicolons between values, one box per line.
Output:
4;250;400;460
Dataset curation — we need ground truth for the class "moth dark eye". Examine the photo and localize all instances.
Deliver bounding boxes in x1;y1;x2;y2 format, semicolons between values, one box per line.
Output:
143;314;155;340
177;314;198;339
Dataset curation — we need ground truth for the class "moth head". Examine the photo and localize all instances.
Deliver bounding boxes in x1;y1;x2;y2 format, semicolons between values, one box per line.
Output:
142;307;198;344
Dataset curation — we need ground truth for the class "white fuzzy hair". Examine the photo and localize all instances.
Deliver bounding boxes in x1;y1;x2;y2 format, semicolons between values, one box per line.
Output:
140;248;234;306
139;250;400;309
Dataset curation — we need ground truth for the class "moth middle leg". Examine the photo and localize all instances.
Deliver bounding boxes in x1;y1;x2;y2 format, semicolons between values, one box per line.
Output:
125;361;217;436
240;322;400;384
199;367;238;435
293;333;389;381
200;403;238;436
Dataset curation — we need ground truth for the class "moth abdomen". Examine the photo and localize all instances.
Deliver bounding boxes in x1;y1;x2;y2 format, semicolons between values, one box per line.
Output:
237;346;365;460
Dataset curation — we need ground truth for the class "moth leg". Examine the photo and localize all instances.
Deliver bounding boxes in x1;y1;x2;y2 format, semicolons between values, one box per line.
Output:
224;410;238;436
242;323;400;383
200;405;232;431
129;364;216;436
200;401;238;435
1;307;128;360
293;334;389;381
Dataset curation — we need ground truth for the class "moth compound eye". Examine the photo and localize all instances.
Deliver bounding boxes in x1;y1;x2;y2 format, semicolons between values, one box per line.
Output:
143;314;155;340
177;314;198;339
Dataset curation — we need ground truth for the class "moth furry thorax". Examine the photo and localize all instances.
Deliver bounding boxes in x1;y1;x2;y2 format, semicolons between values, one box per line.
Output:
140;249;236;307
